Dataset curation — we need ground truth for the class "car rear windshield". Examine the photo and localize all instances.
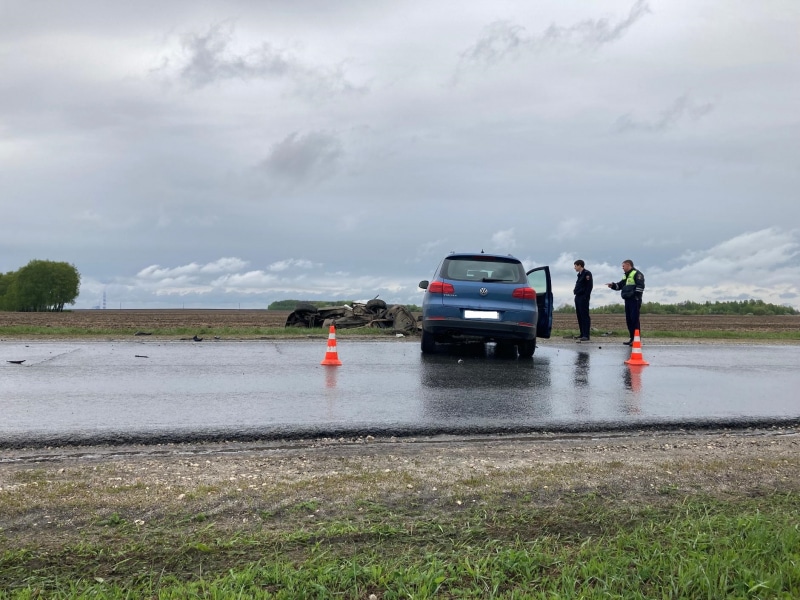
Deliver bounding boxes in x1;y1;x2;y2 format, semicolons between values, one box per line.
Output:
441;257;525;283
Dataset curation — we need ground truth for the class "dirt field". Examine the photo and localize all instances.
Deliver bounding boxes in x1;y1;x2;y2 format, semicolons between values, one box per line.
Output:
0;309;295;332
1;309;798;336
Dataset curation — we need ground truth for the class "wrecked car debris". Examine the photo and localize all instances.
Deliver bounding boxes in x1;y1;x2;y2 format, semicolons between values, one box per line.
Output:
284;299;418;334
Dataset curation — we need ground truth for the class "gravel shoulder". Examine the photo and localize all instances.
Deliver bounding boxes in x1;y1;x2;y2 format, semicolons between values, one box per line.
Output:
2;428;799;547
2;427;798;478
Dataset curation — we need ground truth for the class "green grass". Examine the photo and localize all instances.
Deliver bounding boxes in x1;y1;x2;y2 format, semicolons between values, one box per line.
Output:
1;493;798;598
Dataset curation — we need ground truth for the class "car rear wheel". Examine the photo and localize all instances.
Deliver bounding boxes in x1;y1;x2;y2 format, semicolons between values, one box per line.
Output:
518;340;535;358
421;330;436;354
366;299;387;312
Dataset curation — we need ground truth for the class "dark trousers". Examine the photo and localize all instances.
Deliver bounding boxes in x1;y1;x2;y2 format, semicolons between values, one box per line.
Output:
624;297;642;340
575;294;591;338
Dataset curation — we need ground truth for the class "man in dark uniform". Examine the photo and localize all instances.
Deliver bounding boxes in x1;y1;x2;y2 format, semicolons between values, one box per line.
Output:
573;259;593;342
606;259;645;345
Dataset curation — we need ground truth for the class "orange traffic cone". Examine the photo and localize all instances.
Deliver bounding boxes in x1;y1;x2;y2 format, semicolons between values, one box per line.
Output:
320;324;343;366
624;329;649;366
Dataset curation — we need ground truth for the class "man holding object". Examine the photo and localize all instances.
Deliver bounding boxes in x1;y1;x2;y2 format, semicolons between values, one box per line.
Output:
606;259;645;345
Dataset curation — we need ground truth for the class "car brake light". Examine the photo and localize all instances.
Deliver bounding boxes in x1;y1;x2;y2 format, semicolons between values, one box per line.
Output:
428;281;455;294
512;287;536;300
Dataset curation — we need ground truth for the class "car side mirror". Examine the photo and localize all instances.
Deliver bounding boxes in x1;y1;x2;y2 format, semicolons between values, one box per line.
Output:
418;280;429;290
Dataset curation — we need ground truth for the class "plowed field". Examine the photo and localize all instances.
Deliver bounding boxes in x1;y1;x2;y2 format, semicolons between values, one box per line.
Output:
0;309;798;336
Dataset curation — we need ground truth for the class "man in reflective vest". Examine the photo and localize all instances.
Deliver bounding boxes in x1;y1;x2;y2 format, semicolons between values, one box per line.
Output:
606;259;645;345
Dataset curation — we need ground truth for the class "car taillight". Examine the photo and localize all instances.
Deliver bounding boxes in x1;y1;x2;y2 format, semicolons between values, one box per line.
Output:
512;287;536;300
428;281;455;294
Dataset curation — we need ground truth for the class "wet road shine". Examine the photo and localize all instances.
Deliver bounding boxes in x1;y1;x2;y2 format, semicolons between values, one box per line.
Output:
1;339;799;447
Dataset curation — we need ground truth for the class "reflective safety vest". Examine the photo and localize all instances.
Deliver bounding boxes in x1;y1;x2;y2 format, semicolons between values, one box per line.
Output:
625;269;645;295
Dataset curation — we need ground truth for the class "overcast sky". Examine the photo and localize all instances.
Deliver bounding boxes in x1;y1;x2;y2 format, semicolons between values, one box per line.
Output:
2;0;799;310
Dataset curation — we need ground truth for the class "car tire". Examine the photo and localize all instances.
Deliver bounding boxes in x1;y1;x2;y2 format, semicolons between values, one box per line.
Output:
518;340;536;358
421;330;436;354
365;299;387;313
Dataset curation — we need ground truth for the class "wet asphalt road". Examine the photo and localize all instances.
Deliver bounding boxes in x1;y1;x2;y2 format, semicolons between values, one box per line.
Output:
1;339;799;447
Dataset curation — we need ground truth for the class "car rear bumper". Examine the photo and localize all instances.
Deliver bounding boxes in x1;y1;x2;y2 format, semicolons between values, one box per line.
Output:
422;318;536;342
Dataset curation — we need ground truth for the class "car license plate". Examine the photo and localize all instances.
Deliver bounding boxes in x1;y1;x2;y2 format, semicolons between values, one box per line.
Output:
464;310;499;320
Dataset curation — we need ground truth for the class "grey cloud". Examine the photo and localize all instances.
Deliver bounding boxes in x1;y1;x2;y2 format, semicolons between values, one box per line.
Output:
5;1;798;311
458;21;528;68
259;130;344;185
613;95;716;133
458;1;651;71
562;0;651;49
177;23;292;87
164;22;367;98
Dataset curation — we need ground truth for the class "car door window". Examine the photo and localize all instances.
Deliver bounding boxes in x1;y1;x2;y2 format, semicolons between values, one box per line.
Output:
526;266;553;339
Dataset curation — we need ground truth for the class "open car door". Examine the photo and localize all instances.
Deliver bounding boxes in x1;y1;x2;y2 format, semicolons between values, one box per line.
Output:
526;266;553;339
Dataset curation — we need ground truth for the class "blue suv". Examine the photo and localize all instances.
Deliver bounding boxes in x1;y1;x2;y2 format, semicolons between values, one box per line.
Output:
419;252;552;357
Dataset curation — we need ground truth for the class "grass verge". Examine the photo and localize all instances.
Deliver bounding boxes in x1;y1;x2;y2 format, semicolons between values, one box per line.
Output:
1;493;798;598
2;451;798;598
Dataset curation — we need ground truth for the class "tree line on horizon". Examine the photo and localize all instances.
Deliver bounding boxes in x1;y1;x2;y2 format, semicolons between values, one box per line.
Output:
0;260;81;312
556;299;798;316
271;298;798;316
